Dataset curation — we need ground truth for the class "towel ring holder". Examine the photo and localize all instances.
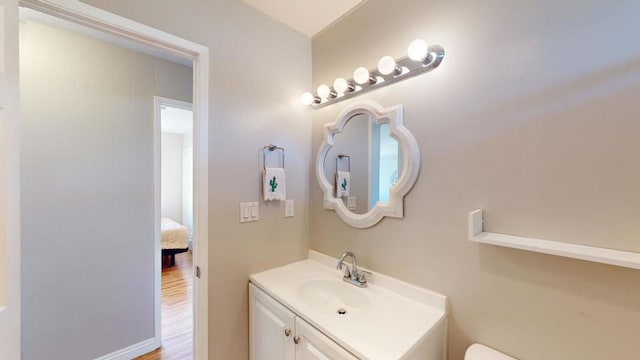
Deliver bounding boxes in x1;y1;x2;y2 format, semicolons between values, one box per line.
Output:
263;144;285;171
336;153;350;173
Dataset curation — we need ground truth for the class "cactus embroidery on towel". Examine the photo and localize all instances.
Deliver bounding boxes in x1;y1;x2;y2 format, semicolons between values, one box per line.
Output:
341;178;348;191
269;176;278;192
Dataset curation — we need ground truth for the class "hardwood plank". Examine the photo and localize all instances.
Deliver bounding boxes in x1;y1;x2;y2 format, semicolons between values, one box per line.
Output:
136;251;193;360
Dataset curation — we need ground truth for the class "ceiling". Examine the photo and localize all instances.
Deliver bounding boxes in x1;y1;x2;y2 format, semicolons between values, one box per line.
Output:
161;106;193;134
242;0;366;37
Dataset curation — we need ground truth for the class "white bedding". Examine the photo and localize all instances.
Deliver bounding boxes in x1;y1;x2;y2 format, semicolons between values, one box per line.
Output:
161;218;190;250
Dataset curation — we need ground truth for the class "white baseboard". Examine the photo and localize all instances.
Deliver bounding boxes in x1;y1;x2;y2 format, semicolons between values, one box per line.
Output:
94;337;161;360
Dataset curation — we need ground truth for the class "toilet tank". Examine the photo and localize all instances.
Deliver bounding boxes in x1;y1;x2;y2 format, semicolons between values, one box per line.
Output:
465;344;517;360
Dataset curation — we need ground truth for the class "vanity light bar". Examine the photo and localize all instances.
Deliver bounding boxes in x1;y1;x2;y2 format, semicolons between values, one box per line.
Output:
301;39;445;109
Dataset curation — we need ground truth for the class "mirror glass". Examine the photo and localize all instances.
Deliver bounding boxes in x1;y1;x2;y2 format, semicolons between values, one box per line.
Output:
322;114;403;214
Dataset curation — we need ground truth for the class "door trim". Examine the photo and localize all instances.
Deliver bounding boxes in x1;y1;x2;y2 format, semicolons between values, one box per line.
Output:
18;1;210;358
0;0;20;358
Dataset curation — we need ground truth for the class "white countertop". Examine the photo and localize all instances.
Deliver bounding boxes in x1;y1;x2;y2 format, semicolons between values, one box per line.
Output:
249;251;448;360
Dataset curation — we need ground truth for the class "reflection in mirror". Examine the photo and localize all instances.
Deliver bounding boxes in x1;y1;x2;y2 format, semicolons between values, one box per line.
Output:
372;122;401;206
323;114;402;214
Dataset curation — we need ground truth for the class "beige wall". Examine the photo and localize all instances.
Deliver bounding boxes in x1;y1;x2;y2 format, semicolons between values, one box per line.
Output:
20;20;192;359
312;1;640;359
81;1;312;359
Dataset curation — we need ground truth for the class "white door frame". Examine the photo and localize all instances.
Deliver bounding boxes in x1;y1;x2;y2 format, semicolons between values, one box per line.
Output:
18;1;210;359
0;0;21;358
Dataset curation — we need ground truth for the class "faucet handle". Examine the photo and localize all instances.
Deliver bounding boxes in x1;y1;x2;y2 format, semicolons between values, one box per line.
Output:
357;270;372;283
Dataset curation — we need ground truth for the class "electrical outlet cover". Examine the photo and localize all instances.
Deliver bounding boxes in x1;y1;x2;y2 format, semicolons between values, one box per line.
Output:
285;199;294;217
347;196;357;210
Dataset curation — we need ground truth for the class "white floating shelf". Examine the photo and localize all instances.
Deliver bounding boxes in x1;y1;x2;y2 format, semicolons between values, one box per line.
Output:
468;209;640;270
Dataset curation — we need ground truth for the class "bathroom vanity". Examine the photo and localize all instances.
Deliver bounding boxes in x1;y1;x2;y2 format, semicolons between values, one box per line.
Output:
249;251;448;360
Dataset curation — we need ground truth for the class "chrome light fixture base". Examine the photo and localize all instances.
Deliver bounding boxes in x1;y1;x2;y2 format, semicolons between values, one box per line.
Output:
310;44;445;109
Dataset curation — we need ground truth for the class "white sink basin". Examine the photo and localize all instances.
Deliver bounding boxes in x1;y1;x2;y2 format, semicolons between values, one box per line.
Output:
250;251;448;360
297;278;370;313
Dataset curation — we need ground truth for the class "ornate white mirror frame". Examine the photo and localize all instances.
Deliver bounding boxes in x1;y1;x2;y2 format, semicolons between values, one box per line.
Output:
316;101;421;228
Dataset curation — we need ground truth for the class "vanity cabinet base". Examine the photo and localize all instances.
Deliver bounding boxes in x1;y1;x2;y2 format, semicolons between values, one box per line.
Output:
249;254;448;360
250;283;357;360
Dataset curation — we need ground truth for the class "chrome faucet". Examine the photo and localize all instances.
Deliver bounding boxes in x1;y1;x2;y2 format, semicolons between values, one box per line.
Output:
336;251;371;288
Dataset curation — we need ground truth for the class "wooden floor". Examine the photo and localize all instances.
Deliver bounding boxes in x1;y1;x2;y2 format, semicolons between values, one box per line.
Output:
137;251;193;360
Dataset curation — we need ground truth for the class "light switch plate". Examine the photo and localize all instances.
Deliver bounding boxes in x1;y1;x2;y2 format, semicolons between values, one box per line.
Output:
285;199;294;217
240;203;249;223
240;202;259;223
250;202;259;221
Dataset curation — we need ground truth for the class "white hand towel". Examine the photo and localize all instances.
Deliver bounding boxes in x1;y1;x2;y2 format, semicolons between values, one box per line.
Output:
335;171;350;198
263;167;286;201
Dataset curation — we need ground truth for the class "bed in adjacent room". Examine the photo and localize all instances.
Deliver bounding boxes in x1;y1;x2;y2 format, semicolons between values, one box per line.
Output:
161;217;190;266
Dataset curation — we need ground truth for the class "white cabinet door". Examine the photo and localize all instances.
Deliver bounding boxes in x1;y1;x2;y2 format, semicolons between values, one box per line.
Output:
0;0;20;359
250;283;296;360
295;317;359;360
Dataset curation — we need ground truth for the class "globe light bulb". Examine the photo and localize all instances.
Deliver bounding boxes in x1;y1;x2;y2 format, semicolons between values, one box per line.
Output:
317;85;331;100
377;56;397;75
353;67;371;85
408;39;429;61
333;77;349;94
300;92;315;106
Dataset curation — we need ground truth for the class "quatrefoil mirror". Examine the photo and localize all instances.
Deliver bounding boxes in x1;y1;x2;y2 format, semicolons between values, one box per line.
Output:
316;101;421;228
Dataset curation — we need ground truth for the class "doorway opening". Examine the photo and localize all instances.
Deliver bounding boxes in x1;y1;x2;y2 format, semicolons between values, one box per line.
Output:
138;98;194;359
